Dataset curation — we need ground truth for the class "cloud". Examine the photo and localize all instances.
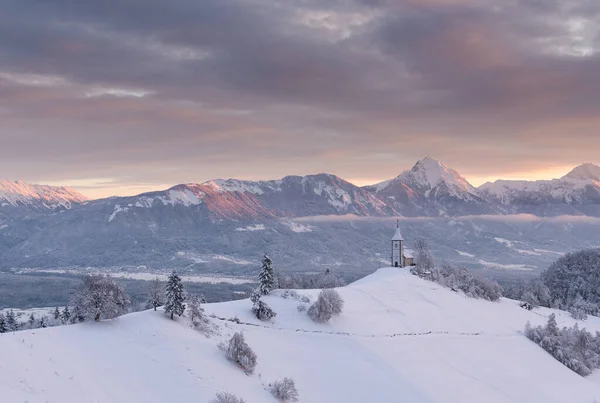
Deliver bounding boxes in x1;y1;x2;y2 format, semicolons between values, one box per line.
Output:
0;0;599;196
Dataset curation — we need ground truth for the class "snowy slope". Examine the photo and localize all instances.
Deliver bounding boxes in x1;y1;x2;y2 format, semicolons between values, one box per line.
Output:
2;268;600;403
0;180;87;210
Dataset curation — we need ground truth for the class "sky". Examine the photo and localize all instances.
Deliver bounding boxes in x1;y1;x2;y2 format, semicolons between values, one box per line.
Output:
1;0;599;199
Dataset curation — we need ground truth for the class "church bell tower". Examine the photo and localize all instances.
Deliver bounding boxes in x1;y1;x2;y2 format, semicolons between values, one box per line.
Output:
391;220;404;268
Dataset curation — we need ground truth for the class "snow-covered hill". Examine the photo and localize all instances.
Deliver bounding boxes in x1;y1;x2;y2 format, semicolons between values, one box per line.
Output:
0;180;87;212
2;268;599;403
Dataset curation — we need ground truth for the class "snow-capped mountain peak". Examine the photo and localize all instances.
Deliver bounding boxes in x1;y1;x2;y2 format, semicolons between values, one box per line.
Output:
0;180;88;210
562;163;600;182
400;157;475;192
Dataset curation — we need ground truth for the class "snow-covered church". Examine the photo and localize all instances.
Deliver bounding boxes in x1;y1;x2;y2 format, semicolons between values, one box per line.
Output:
391;222;414;268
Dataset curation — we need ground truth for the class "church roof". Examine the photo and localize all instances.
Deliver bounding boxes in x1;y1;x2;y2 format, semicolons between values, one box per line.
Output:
392;227;404;241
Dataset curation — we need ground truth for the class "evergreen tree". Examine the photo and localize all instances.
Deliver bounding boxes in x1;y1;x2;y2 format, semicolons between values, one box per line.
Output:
39;316;47;328
28;313;36;327
146;277;164;311
0;313;6;333
61;306;71;323
6;309;18;332
164;270;186;320
53;307;61;320
258;254;274;295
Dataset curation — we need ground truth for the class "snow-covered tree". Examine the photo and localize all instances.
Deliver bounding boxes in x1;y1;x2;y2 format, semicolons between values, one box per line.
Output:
541;248;600;314
525;314;600;376
210;392;246;403
39;316;47;328
28;313;36;327
412;239;435;278
252;299;277;321
70;275;130;322
0;313;7;333
270;377;299;402
164;270;186;320
61;306;71;323
6;309;18;331
146;277;164;311
259;254;275;295
219;332;257;374
53;307;61;321
307;289;344;323
188;294;209;330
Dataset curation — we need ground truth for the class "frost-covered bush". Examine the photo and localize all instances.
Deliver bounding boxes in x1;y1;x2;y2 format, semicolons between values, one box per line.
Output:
252;300;277;321
219;332;258;374
525;314;600;376
297;304;307;313
278;270;345;290
430;264;503;301
307;289;344;323
270;377;299;402
281;290;311;304
70;275;130;322
210;392;246;403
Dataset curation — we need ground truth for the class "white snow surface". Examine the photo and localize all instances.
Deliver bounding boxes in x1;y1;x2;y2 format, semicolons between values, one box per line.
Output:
2;267;600;403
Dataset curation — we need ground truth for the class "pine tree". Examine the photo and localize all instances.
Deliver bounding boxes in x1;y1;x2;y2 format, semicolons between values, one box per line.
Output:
39;316;47;328
258;254;274;295
6;309;18;331
61;306;71;323
53;307;61;320
146;277;164;311
164;270;186;320
28;313;36;327
0;313;7;333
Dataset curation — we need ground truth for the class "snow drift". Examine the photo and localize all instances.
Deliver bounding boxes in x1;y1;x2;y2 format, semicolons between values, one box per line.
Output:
1;267;600;403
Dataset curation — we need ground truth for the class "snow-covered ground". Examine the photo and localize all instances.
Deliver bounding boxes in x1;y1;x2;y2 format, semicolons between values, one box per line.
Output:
1;267;600;403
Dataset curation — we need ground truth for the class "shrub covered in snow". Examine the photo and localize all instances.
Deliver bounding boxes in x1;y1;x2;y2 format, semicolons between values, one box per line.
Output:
525;314;600;376
210;392;246;403
70;275;130;322
281;290;311;304
307;289;344;323
219;332;257;374
297;304;307;313
270;377;299;402
427;263;503;302
277;270;345;290
252;300;277;321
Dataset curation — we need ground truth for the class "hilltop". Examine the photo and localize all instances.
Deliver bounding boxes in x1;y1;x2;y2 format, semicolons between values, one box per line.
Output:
1;267;599;402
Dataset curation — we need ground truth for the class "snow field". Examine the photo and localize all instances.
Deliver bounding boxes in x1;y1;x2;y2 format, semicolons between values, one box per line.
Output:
2;267;600;403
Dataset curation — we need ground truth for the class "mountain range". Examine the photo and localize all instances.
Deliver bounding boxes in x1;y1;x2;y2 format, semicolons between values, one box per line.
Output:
1;157;599;273
2;157;600;220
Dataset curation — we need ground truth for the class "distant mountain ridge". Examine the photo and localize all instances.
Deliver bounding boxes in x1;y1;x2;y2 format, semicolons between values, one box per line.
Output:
0;180;87;213
3;158;600;220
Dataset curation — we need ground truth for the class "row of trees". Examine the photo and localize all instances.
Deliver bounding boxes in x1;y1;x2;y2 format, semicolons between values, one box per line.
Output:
411;239;503;302
525;314;600;376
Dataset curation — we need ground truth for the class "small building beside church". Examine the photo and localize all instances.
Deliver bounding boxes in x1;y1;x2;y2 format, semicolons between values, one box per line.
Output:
391;223;414;267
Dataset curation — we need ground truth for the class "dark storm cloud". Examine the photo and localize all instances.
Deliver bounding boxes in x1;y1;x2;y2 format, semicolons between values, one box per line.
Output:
0;0;599;196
